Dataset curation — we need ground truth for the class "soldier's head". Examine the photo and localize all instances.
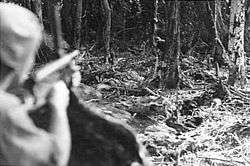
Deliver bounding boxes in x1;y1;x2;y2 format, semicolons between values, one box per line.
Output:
0;2;42;88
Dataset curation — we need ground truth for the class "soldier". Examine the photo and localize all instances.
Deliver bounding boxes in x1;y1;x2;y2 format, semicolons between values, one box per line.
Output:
0;3;71;166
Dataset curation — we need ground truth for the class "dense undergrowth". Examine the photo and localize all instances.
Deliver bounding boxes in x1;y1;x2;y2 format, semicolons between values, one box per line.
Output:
75;47;250;166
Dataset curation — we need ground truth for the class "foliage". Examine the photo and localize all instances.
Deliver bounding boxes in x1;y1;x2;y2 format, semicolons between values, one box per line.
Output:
1;0;250;165
76;49;250;166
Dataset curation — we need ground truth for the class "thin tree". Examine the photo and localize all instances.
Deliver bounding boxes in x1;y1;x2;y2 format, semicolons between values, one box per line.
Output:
246;0;250;84
72;0;83;49
160;0;180;89
210;0;228;77
152;0;159;79
32;0;43;26
82;0;89;46
61;0;72;45
101;0;112;64
227;0;246;87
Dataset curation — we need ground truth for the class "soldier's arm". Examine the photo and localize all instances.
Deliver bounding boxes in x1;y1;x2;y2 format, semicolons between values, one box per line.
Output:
0;90;70;166
47;81;71;166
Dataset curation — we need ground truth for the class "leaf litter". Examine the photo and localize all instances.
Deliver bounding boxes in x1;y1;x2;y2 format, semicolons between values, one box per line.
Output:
76;50;250;166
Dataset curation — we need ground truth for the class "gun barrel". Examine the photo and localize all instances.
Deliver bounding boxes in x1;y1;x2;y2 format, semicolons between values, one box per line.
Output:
35;50;80;82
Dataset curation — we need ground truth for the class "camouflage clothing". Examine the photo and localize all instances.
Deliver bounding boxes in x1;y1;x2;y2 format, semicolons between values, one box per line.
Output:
0;3;70;166
0;91;60;166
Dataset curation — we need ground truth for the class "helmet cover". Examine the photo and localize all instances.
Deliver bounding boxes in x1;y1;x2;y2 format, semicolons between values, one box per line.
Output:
0;2;42;81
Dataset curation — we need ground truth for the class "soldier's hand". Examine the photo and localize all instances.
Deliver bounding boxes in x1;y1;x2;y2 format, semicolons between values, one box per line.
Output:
47;81;69;113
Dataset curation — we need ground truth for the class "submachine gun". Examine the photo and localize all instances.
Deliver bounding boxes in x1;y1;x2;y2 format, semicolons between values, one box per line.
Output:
24;4;152;166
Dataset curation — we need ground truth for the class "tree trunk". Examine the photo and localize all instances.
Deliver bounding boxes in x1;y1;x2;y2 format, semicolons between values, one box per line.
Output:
62;0;73;46
83;0;88;46
152;0;159;79
96;9;103;49
101;0;112;64
245;0;250;85
122;11;126;41
212;0;226;77
227;0;246;87
139;0;155;43
151;0;158;46
158;1;173;88
160;0;180;89
167;0;180;89
72;0;83;49
31;0;43;26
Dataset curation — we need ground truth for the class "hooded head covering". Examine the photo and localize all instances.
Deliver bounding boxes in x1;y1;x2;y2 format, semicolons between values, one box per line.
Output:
0;2;42;82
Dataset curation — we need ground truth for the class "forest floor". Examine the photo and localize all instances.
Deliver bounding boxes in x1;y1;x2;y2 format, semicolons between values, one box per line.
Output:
75;48;250;166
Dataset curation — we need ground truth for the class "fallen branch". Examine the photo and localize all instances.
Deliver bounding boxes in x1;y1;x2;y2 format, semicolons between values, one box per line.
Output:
229;86;250;102
144;87;160;97
197;156;246;165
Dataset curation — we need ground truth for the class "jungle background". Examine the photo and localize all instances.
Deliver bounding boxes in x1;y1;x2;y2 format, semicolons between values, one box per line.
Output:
1;0;250;166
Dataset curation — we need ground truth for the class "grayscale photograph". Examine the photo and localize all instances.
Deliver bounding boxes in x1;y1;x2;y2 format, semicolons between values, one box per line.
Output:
0;0;249;166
